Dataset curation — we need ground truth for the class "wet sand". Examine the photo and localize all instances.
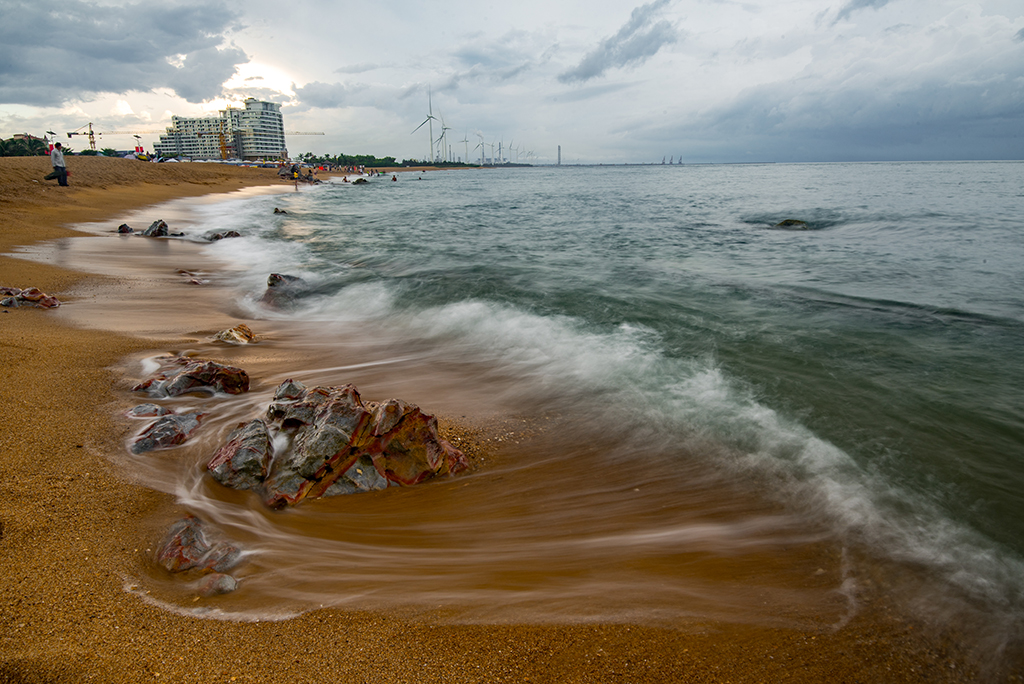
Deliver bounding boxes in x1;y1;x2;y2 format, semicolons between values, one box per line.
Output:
0;156;986;682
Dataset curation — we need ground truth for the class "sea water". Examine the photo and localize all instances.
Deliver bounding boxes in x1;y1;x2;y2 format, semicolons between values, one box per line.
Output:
59;162;1024;655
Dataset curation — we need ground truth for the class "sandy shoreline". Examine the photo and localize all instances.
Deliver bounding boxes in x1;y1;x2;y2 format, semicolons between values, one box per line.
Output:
0;157;988;682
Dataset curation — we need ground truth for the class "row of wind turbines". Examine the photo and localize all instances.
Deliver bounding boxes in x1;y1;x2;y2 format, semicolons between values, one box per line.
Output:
411;88;534;165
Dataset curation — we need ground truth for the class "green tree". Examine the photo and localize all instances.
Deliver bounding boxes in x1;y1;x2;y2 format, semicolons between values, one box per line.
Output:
100;148;120;157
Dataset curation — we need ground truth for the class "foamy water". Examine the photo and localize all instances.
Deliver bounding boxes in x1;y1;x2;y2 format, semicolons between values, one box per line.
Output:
37;163;1024;664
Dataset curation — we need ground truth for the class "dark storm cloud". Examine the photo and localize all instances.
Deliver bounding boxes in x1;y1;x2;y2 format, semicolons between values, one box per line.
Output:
643;68;1024;162
0;0;248;106
558;0;678;84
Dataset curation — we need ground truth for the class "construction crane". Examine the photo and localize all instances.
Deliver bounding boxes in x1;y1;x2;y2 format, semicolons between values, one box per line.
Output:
66;123;98;150
67;123;161;150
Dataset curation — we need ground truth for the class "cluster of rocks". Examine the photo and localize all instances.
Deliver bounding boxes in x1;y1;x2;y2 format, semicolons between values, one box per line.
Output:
129;333;467;596
116;219;242;242
129;354;249;455
0;286;61;309
210;379;468;508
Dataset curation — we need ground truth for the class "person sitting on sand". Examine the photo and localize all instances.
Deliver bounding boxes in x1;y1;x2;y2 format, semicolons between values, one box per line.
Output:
50;142;68;186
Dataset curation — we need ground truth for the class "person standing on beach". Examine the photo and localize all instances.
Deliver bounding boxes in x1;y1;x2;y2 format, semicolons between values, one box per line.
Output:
50;142;68;186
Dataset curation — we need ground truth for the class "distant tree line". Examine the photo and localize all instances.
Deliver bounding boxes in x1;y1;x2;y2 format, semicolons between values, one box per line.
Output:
297;152;481;168
0;136;48;157
298;152;398;167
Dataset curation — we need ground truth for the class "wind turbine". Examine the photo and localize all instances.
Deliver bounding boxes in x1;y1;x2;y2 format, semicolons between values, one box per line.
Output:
411;86;437;163
435;115;452;163
475;134;485;166
459;131;470;164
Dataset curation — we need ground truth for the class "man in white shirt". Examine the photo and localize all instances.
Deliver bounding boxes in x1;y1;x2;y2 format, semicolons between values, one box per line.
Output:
50;142;68;186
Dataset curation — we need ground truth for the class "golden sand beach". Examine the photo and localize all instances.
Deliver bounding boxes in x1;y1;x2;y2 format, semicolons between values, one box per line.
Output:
0;156;979;682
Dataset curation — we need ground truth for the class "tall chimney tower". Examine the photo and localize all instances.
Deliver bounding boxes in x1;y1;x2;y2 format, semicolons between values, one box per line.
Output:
557;145;561;166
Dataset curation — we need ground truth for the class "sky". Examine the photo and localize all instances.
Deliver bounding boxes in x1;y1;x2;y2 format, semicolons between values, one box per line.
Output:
1;0;1022;163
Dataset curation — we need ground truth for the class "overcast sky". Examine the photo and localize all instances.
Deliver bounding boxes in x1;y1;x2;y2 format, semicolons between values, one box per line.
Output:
1;0;1022;163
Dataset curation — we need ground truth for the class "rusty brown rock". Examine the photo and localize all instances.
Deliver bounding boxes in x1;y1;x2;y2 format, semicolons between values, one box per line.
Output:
0;286;61;309
133;357;249;397
254;381;467;507
213;324;258;344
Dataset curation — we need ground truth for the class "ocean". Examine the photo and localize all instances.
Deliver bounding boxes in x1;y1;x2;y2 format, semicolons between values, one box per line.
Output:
57;161;1024;661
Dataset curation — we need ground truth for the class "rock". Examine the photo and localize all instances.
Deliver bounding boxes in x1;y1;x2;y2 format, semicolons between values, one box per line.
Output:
273;207;287;214
259;273;308;309
197;573;238;596
206;230;241;241
213;324;258;344
130;412;204;454
207;419;273;490
273;378;306;401
253;382;467;508
772;219;811;230
133;357;250;397
116;223;133;234
353;178;368;185
155;516;240;574
126;403;171;418
0;286;61;309
141;219;169;237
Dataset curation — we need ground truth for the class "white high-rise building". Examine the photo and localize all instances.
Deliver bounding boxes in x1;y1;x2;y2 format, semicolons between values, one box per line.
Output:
155;99;286;160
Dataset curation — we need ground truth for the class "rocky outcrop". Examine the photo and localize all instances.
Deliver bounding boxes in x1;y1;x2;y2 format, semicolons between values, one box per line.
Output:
0;286;61;309
156;516;240;576
131;412;205;454
141;219;169;237
116;223;133;234
259;273;308;309
213;324;258;344
207;380;467;508
133;356;250;397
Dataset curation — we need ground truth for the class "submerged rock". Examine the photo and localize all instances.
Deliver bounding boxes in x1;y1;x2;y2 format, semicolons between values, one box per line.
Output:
141;219;169;237
130;412;205;454
206;230;241;241
133;357;250;397
126;403;171;418
259;273;309;309
772;219;811;230
155;516;240;574
197;573;238;596
208;380;467;507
